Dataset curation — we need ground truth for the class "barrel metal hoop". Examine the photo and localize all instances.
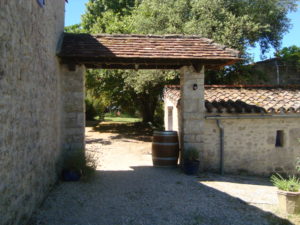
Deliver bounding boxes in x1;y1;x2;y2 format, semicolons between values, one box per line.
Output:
152;157;178;160
153;131;177;136
152;142;179;146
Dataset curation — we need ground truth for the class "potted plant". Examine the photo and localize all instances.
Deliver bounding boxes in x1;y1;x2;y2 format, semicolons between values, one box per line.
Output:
62;152;96;182
271;173;300;214
62;152;85;181
183;147;200;175
271;156;300;214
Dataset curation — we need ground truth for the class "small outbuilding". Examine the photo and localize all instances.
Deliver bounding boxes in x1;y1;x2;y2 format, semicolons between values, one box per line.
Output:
164;85;300;176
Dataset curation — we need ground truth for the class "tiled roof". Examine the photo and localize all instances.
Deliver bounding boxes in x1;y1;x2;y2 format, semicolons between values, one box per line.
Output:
164;85;300;114
58;33;240;69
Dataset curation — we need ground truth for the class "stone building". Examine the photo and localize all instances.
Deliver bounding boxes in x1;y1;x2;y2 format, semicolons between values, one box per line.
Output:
0;1;240;224
0;1;85;224
252;58;300;85
164;85;300;176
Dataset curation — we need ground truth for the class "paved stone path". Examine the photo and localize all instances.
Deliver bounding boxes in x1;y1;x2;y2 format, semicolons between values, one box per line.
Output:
30;123;297;225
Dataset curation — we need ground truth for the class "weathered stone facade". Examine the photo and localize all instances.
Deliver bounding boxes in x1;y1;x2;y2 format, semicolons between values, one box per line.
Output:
203;117;300;176
0;1;66;224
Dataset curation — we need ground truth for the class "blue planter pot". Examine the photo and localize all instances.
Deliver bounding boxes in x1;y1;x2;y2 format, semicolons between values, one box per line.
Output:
62;169;82;181
183;160;200;175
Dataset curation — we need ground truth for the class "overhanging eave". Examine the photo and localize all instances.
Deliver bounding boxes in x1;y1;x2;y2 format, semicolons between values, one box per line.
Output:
59;56;240;70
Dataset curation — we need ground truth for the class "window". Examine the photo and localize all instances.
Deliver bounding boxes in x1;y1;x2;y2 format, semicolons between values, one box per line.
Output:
275;130;284;147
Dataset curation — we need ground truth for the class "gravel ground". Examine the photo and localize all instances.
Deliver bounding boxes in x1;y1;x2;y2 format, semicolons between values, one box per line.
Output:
30;123;297;225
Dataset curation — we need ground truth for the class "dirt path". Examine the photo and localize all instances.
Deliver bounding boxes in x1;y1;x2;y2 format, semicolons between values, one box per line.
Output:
30;122;297;225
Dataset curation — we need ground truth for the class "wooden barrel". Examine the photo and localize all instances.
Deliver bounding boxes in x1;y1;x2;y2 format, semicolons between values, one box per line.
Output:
152;131;179;167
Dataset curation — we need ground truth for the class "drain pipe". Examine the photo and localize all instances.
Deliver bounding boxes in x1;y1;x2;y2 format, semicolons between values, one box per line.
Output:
207;114;300;175
216;119;224;175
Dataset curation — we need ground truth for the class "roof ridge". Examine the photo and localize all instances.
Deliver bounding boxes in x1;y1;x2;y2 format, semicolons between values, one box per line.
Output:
204;85;300;88
165;85;300;89
92;33;215;39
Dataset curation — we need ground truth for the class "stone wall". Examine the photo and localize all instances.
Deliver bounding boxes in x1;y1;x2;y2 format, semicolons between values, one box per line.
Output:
252;58;300;85
202;117;300;176
0;1;65;224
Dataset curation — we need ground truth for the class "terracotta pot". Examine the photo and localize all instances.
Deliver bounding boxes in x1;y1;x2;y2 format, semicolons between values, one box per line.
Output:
277;190;300;214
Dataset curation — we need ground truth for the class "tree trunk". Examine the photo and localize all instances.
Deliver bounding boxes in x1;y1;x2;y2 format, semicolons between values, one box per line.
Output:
138;93;158;124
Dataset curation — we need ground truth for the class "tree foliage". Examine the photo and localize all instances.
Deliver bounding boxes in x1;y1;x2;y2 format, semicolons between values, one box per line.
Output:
131;0;297;53
276;45;300;71
81;0;136;32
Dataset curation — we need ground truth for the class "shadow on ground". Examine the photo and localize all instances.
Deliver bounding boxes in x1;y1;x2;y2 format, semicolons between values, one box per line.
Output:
92;122;153;142
30;167;294;225
85;138;112;145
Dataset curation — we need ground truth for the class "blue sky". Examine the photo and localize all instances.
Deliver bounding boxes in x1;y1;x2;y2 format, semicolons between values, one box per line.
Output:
65;1;300;62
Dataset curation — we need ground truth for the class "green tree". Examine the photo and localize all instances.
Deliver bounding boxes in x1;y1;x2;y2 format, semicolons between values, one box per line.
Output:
64;24;83;33
132;0;298;53
81;0;136;32
276;45;300;71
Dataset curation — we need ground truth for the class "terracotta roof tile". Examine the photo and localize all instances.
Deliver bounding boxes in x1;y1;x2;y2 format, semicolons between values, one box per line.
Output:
164;85;300;114
58;33;241;69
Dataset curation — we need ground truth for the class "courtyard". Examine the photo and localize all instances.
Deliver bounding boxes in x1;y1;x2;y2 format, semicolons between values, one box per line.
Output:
29;122;298;225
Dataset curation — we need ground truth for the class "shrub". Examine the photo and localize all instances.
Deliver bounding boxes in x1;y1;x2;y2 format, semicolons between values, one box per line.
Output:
184;147;200;161
85;96;105;121
85;98;97;120
151;100;165;130
270;173;300;192
63;151;97;181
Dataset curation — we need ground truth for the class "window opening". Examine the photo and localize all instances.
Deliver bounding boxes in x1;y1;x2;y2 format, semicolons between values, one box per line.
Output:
275;130;284;147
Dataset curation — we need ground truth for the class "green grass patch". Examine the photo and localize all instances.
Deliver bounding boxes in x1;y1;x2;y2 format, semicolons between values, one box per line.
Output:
103;113;142;123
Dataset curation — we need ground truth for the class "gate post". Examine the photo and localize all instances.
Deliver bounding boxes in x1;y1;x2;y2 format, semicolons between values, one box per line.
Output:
61;64;86;155
179;65;205;164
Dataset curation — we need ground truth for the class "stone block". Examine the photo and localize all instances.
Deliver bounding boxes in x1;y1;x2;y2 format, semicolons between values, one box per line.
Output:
183;112;204;120
182;99;199;113
183;120;204;134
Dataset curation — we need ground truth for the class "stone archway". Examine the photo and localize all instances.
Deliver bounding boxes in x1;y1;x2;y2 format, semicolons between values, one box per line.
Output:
58;33;240;158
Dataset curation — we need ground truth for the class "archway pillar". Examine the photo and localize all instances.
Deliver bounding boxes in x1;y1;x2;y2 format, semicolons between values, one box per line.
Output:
179;65;205;164
60;64;86;156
